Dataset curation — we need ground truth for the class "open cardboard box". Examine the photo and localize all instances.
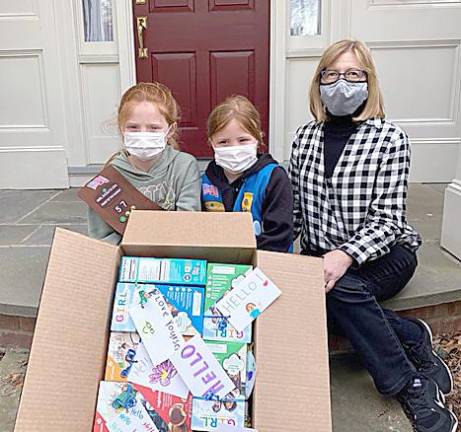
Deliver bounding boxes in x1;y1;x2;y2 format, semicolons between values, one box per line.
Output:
14;211;332;432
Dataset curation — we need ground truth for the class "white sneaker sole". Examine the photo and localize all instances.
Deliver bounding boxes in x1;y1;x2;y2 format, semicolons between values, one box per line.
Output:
417;318;454;395
447;409;459;432
434;381;458;432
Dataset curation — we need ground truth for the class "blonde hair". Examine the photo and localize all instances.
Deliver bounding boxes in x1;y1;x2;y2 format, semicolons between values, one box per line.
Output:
207;95;264;148
118;82;181;149
309;40;385;122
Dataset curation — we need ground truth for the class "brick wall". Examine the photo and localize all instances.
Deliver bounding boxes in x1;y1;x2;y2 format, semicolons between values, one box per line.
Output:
330;300;461;354
0;314;35;349
2;302;460;352
399;300;461;336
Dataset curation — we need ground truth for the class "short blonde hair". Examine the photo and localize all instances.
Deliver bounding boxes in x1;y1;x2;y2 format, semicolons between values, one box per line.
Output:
207;95;264;147
118;82;181;149
309;40;385;122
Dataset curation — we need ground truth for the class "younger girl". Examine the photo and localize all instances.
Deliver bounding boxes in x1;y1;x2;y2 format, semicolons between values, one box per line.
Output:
88;82;201;244
201;95;293;252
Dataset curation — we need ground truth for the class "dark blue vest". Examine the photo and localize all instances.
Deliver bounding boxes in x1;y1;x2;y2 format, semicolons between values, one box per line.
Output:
202;164;293;252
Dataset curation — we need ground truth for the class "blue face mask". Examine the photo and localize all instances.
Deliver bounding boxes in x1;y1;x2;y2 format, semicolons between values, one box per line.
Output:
320;79;368;116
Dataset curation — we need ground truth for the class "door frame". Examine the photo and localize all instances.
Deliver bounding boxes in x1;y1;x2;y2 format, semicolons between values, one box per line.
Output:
115;0;286;162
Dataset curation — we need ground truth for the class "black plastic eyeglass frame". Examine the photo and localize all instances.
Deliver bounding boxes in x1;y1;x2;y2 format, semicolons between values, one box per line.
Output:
320;68;367;83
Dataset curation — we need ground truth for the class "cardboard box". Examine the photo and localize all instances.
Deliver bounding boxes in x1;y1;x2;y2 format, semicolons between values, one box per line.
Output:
111;282;205;335
203;263;253;343
14;212;331;431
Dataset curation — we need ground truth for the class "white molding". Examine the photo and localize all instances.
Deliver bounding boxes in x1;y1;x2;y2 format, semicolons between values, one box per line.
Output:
0;0;39;20
0;125;49;131
115;0;136;94
369;0;461;10
55;0;87;167
79;54;119;64
366;39;461;50
409;137;461;145
0;145;65;152
0;147;69;188
330;0;352;40
0;14;39;19
286;48;324;59
441;179;461;259
446;178;461;192
269;0;287;161
392;119;457;126
0;48;43;56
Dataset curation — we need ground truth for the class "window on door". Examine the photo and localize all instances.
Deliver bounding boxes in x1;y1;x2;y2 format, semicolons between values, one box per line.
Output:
290;0;321;37
82;0;114;42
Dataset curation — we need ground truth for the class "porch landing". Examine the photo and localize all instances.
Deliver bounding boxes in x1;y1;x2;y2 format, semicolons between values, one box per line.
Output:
0;184;460;431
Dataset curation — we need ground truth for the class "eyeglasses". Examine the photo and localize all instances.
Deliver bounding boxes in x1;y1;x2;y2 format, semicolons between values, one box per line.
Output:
320;68;367;84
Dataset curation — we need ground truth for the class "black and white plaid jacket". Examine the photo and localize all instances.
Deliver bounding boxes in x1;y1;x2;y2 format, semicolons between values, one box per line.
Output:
289;117;422;265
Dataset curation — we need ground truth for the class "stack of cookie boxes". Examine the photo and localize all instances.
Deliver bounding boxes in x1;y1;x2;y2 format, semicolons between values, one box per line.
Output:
95;256;259;431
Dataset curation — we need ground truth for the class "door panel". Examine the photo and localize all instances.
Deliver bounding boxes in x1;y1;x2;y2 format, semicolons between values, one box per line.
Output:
0;0;69;188
348;1;461;181
134;0;269;158
210;51;255;107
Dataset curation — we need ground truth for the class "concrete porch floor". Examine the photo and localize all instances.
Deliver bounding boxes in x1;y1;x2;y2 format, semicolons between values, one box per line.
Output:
0;183;460;431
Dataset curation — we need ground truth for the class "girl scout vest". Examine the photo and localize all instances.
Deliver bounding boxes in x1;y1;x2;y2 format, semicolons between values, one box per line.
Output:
202;163;293;252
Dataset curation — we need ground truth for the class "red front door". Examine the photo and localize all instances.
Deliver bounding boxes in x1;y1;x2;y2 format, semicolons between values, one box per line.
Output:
133;0;270;158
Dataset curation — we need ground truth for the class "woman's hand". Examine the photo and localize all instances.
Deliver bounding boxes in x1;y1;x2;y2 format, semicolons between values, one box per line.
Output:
323;250;353;292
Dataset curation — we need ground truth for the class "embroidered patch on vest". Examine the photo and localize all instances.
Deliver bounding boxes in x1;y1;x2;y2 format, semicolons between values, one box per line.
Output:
204;201;225;212
241;192;253;212
202;183;220;198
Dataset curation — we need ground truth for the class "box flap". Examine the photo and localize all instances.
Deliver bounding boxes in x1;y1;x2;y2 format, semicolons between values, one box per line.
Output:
253;251;332;432
122;211;256;263
14;229;120;432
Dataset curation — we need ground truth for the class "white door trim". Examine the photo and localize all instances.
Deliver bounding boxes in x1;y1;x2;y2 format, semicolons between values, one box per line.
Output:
115;0;136;93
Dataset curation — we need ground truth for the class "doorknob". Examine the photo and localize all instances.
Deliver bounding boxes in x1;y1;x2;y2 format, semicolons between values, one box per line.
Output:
137;16;148;59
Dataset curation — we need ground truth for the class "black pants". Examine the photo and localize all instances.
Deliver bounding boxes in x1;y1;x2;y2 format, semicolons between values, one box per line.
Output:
308;245;422;396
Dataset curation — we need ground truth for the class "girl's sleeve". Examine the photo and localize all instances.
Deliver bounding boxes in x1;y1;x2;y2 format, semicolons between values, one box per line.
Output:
175;156;201;211
87;207;122;244
258;166;294;252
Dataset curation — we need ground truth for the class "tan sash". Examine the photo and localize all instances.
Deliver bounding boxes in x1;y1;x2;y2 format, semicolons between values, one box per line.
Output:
78;165;162;234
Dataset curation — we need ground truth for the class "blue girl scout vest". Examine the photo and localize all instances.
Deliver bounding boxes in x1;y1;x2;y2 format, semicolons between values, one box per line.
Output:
202;163;293;252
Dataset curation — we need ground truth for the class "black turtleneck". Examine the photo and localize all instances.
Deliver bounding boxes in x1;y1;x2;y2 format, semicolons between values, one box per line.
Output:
323;114;359;178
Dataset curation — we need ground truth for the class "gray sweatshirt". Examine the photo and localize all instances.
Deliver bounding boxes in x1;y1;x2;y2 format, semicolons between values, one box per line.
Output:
88;146;201;244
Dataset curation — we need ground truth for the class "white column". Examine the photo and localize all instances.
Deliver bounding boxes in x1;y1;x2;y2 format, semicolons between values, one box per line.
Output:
441;148;461;259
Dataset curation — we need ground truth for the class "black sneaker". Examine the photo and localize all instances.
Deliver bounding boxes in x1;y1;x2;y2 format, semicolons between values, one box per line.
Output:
404;319;454;395
397;376;458;432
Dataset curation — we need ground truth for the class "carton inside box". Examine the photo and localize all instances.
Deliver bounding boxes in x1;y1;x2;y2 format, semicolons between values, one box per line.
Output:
13;211;331;432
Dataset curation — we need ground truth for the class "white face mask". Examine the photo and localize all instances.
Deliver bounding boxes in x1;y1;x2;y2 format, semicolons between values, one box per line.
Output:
213;143;258;174
123;128;170;161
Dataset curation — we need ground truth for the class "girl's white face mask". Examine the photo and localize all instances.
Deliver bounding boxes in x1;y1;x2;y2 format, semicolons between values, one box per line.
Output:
123;128;170;161
213;142;258;174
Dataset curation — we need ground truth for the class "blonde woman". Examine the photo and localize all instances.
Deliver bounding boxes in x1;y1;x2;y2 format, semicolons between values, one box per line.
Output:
289;40;457;432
